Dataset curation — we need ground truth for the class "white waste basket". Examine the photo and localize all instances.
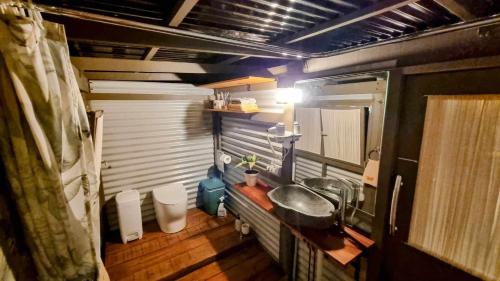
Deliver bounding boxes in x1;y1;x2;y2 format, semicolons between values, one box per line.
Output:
115;190;143;244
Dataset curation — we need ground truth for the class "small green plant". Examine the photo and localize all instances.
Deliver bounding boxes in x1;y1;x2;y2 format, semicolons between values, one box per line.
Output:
236;154;257;171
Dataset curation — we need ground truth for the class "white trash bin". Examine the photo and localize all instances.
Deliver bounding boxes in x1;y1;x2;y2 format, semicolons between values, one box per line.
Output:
116;190;143;244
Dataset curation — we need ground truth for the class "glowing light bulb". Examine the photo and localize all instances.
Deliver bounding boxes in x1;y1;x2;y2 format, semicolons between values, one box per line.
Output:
275;88;303;104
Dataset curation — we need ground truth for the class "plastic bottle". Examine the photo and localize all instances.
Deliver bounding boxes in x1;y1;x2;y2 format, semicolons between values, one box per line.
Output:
293;121;300;135
217;196;227;217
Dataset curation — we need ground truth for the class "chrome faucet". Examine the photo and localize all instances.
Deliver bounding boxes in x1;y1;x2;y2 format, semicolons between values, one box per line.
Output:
300;177;360;228
327;183;347;229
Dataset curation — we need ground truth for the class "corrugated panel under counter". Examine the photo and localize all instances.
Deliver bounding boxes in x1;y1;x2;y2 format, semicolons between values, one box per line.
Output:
223;166;280;261
297;239;314;281
322;257;355;281
90;99;214;230
296;239;355;281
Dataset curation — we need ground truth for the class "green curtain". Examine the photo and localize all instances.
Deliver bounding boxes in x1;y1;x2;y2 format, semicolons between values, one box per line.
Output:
0;8;100;281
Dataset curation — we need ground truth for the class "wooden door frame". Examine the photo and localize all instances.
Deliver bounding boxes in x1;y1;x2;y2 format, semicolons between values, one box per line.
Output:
367;68;404;281
390;68;500;281
368;56;500;281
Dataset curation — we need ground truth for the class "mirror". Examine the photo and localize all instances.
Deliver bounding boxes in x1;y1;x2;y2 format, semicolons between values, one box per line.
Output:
292;71;389;232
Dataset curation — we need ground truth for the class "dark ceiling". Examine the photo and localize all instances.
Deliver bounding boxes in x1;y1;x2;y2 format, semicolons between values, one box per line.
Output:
37;0;500;64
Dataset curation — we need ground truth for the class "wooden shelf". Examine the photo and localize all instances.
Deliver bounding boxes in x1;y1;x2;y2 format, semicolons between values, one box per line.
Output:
200;76;275;89
203;108;260;114
233;182;375;267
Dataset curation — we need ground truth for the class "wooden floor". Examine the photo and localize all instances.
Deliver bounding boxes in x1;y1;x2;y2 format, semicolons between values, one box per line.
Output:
104;208;285;281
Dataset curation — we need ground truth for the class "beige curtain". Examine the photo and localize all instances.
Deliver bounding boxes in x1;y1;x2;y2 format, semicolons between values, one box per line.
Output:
321;108;363;165
408;95;500;281
0;7;102;281
295;107;322;154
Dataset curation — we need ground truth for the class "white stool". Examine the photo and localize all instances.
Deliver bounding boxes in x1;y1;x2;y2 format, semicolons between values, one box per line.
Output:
152;183;188;233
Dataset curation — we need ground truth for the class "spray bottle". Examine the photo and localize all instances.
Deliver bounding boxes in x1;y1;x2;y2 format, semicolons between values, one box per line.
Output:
217;196;227;217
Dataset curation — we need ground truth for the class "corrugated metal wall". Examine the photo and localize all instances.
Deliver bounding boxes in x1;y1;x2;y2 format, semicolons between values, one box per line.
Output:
220;115;281;261
229;89;286;113
224;172;280;261
322;258;355;281
214;88;289;261
326;165;362;181
221;116;283;170
294;156;323;182
89;82;214;230
297;242;356;281
297;239;314;281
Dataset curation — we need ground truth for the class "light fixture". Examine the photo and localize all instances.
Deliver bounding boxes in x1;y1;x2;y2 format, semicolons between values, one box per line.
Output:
275;88;303;104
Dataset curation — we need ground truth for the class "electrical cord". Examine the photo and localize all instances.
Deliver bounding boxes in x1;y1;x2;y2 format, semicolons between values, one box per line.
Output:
266;133;291;162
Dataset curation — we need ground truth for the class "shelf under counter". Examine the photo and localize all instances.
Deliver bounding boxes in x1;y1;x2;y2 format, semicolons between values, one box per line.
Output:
233;182;375;267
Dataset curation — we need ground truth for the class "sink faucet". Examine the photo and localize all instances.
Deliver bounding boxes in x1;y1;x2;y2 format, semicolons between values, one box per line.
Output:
337;187;347;229
314;181;348;228
299;177;361;229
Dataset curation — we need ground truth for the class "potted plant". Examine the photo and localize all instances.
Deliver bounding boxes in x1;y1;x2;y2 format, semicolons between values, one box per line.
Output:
236;154;258;187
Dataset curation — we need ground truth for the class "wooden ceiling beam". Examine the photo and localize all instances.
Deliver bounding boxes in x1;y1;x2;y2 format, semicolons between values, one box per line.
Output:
84;72;182;81
169;0;199;27
83;71;241;84
71;57;262;74
143;47;159;60
433;0;475;21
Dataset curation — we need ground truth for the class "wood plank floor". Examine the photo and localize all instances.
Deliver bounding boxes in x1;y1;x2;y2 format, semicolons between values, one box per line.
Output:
104;208;285;281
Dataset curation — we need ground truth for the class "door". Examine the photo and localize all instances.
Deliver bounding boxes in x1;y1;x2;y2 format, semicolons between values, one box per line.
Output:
385;68;500;281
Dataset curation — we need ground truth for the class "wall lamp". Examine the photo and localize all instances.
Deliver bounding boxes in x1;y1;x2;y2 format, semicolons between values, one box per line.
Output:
275;88;303;104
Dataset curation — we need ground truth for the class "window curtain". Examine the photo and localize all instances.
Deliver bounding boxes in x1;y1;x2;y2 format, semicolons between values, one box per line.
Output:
321;108;363;165
408;95;499;281
0;6;104;280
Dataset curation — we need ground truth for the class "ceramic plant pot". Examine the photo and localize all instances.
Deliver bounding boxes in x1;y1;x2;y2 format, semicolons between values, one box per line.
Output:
244;170;259;187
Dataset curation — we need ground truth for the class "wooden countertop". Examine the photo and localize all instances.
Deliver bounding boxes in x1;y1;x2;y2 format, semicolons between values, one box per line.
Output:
233;182;375;267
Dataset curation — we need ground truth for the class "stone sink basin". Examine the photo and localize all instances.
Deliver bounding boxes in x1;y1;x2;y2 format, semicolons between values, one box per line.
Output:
267;184;336;229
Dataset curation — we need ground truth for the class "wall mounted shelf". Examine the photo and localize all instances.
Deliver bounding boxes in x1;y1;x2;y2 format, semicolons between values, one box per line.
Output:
200;76;275;89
